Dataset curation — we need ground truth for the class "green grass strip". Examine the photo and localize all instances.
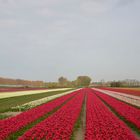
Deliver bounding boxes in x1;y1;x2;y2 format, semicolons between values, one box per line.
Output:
0;114;11;120
0;89;73;113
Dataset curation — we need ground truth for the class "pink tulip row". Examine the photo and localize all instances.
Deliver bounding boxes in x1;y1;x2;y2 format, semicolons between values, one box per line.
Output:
85;89;137;140
0;90;79;140
94;89;140;129
18;90;85;140
98;87;140;96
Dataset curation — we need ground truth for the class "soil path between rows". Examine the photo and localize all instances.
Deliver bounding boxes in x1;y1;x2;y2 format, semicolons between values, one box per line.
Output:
74;96;86;140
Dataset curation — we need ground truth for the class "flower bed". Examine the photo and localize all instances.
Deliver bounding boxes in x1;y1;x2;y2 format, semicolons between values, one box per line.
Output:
94;90;140;129
18;90;85;140
94;88;140;107
11;89;77;110
98;87;140;96
0;90;79;140
0;88;71;99
85;89;137;140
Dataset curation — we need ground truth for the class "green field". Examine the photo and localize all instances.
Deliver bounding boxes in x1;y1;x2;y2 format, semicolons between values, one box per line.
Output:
0;89;73;113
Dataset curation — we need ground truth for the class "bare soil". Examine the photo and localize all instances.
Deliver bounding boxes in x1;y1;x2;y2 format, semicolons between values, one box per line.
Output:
74;97;86;140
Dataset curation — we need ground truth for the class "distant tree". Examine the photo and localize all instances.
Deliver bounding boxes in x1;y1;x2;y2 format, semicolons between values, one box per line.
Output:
0;77;46;87
46;82;59;88
110;81;122;87
76;76;92;87
58;77;69;87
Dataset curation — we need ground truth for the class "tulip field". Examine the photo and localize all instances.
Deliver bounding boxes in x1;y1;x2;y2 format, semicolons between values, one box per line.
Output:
85;89;137;140
93;88;140;107
0;88;140;140
98;87;140;96
94;90;140;129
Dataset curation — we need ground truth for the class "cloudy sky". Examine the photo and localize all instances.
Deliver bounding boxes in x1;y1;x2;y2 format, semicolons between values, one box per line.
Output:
0;0;140;82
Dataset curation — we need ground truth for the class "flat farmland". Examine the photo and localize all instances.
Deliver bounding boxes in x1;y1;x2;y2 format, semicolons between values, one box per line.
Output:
0;88;72;99
94;88;140;107
115;88;140;91
98;87;140;97
0;88;139;140
0;88;73;113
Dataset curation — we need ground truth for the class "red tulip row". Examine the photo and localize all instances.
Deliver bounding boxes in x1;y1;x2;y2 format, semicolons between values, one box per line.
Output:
98;87;140;96
85;89;137;140
94;89;140;129
0;90;79;140
18;90;85;140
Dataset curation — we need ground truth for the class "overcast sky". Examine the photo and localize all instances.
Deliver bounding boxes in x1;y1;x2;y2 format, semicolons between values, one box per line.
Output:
0;0;140;82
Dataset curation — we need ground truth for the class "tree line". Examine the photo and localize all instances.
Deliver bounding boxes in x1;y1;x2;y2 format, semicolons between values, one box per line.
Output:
0;76;92;88
46;76;92;88
91;79;140;87
0;77;45;88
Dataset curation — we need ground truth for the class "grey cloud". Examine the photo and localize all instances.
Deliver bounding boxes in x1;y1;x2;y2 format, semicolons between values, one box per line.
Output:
117;0;135;7
81;0;136;15
0;0;140;81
